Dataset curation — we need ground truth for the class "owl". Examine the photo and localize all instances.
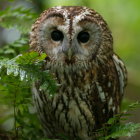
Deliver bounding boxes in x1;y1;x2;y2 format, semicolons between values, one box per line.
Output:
30;6;127;140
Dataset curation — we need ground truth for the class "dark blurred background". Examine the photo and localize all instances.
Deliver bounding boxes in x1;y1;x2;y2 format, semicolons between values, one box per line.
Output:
0;0;140;140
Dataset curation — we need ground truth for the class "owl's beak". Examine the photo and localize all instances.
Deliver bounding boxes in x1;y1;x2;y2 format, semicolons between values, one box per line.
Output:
67;48;73;60
64;48;75;64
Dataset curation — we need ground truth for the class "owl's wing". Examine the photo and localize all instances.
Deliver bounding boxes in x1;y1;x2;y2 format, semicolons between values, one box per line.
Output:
112;54;127;96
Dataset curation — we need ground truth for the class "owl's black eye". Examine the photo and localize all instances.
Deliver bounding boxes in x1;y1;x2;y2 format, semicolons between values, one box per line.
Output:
51;30;64;41
77;31;90;43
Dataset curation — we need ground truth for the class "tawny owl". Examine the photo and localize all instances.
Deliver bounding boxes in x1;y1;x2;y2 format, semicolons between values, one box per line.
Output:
29;6;127;140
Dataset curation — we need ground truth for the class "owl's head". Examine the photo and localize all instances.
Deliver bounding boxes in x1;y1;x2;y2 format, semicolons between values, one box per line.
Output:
30;6;113;64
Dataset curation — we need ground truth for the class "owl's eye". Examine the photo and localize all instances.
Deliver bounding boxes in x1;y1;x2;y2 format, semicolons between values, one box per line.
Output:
51;30;64;41
77;31;90;43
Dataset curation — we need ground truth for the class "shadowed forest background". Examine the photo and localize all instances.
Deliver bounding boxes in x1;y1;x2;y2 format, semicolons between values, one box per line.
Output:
0;0;140;140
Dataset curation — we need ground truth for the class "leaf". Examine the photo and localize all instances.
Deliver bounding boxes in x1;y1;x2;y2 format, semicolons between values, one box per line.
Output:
97;102;140;140
105;123;140;139
16;52;47;64
0;52;57;96
0;37;29;57
0;7;38;33
128;101;140;111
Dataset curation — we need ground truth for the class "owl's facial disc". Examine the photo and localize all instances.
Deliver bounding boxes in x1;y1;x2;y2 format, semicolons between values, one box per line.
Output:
31;6;113;65
49;29;93;64
38;16;102;64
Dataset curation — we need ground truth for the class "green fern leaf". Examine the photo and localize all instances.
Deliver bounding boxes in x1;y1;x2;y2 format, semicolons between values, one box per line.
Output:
0;7;38;33
0;52;57;96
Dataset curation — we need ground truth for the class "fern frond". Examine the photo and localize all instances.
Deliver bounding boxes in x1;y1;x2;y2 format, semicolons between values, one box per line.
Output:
101;122;140;140
96;101;140;140
0;37;29;57
0;52;57;96
0;7;38;33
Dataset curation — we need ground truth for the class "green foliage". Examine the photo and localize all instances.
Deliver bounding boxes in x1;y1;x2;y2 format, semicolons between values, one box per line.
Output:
0;7;38;33
0;37;29;58
96;102;140;140
0;52;57;140
106;122;140;139
0;52;57;96
0;1;48;139
0;74;45;140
